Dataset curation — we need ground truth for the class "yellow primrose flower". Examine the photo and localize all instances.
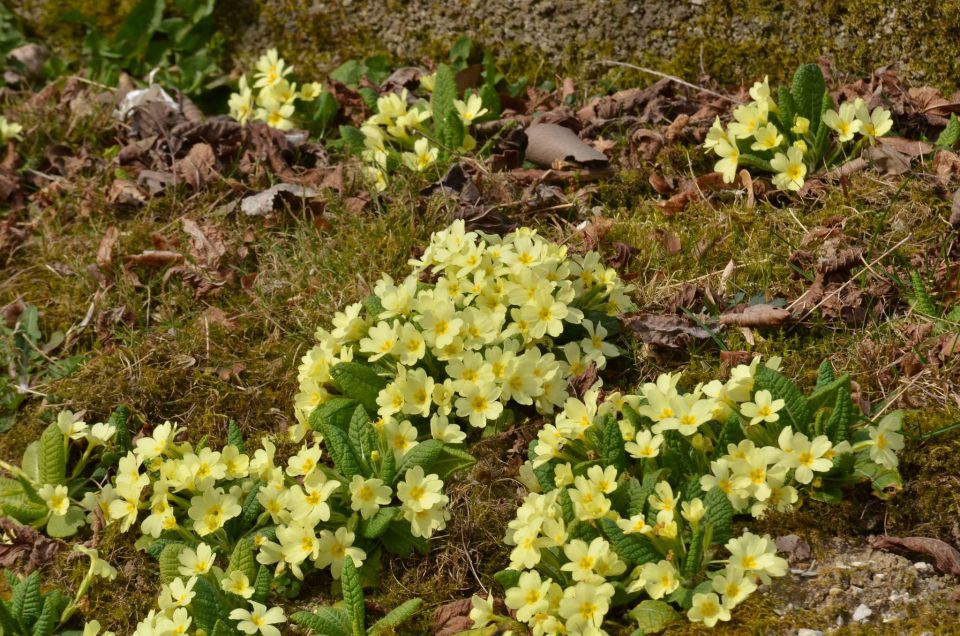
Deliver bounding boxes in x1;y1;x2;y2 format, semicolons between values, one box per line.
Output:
39;484;70;516
725;531;788;582
866;414;905;468
74;545;118;579
728;103;762;139
178;543;216;577
285;442;322;477
791;116;810;135
57;410;88;440
188;487;241;535
740;389;785;425
703;116;726;150
750;123;784;151
159;576;197;609
711;567;757;608
81;620;115;636
299;81;324;101
359;320;400;361
401;137;439;172
856;104;893;139
822;102;862;142
469;592;495;628
770;146;807;191
254;48;293;89
419;72;437;92
255;102;296;131
0;116;23;143
558;581;615;632
505;570;551;623
348;475;392;519
681;497;706;524
712;130;740;184
687;592;731;627
229;76;255;125
222;570;255;598
229;601;287;636
454;93;488;125
639;560;680;599
315;527;366;578
561;537;611;582
397;466;445;512
156;607;191;635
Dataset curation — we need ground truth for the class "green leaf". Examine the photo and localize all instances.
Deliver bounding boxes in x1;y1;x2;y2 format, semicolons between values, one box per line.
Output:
292;607;351;636
318;416;364;479
331;60;363;86
379;441;396;485
312;91;340;134
110;0;164;59
231;480;264;537
18;571;41;627
493;568;521;591
358;87;379;112
600;414;627;471
825;386;853;445
682;524;704;579
229;537;258;583
252;565;273;604
449;35;472;63
632;470;663;517
855;457;903;500
211;619;235;636
45;507;85;538
599;518;660;567
30;591;62;636
755;366;812;434
478;83;500;120
715;412;746;455
310;398;361;434
369;598;423;635
815;359;836;390
159;543;188;584
909;270;938;316
0;479;47;523
109;405;132;452
431;63;462;152
342;558;365;636
330;362;387;417
37;423;65;486
807;374;851;414
791;63;826;135
936;114;960;150
339;125;367;156
0;599;19;636
227;420;245;453
381;519;427;558
430;445;477;481
394;440;444;484
362;506;399;539
703;487;734;545
628;600;680;634
348;406;376;475
191;576;223;633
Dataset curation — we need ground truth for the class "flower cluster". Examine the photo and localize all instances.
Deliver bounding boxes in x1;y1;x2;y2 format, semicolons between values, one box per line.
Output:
704;67;892;191
130;540;287;636
228;49;324;130
357;81;489;190
470;356;903;633
293;220;634;442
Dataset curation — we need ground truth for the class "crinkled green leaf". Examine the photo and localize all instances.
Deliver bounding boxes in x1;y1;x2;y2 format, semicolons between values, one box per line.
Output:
825;386;853;445
341;557;365;636
430;445;476;480
807;374;851;414
291;607;351;636
37;423;65;486
394;440;444;484
252;564;273;604
45;506;84;538
704;486;734;545
348;406;376;475
331;362;388;416
191;575;223;632
493;568;520;591
30;590;64;636
936;114;960;150
362;506;399;539
229;536;258;583
159;543;188;584
227;420;245;453
600;413;627;471
815;359;836;390
791;63;826;135
628;599;680;634
318;416;363;479
311;398;362;434
599;518;660;567
17;571;41;627
368;598;423;635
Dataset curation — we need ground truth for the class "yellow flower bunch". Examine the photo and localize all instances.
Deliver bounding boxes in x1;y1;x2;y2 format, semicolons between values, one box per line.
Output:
0;116;23;143
228;49;324;130
704;65;893;191
292;220;635;440
472;355;902;632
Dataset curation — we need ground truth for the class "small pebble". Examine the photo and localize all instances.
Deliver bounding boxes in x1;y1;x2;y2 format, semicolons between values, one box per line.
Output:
852;604;873;622
797;630;824;636
889;590;910;602
914;561;934;573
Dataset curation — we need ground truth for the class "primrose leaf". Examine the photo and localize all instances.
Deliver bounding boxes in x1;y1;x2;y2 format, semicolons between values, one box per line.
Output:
37;423;65;486
628;599;680;634
368;598;423;635
331;362;388;416
936;114;960;150
755;366;812;435
791;63;826;135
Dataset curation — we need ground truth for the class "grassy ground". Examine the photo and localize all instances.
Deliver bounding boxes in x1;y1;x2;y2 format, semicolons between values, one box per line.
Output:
1;73;959;634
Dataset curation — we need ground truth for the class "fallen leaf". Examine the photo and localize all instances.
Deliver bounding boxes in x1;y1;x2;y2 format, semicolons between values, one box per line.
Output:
621;313;716;349
934;150;960;188
878;136;933;157
951;189;960;228
655;228;681;255
240;183;320;216
720;304;791;327
107;179;146;207
432;598;474;636
869;535;960;576
775;534;813;564
181;218;226;269
865;144;912;176
649;172;674;195
174;142;217;189
96;226;120;270
0;518;61;573
124;250;183;268
524;123;609;168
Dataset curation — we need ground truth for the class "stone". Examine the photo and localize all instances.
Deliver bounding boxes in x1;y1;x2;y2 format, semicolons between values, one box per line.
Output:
852;604;873;622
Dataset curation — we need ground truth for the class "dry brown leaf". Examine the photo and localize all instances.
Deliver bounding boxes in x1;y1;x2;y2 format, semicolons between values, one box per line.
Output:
720;304;791;327
124;250;183;268
174;142;217;189
951;189;960;228
878;136;933;157
182;218;226;269
934;150;960;188
869;535;960;576
96;226;120;269
107;179;146;207
241;183;320;216
432;598;474;636
655;228;681;255
865;145;912;176
621;313;715;349
524;123;609;168
0;518;61;573
648;172;673;195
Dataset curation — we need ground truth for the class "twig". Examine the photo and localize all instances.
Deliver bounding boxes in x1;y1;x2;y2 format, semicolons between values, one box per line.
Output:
598;60;738;102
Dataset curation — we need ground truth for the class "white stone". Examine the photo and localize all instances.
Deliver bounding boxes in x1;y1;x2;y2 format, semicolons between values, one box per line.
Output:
797;630;824;636
852;604;873;622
